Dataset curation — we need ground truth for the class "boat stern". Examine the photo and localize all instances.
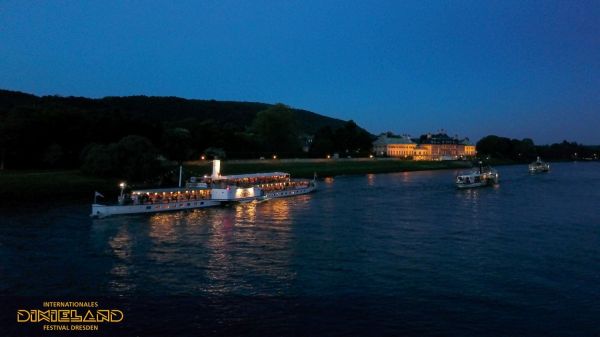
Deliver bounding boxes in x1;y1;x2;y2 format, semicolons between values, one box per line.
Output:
90;204;110;218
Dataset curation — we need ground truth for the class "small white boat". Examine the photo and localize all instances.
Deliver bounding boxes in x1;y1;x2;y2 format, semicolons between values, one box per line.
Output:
91;185;220;218
456;163;499;189
529;157;550;173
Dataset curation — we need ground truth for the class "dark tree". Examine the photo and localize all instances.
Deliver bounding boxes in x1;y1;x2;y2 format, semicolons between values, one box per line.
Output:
161;128;193;163
477;135;596;161
42;143;64;167
0;89;355;168
333;120;374;156
251;104;301;156
81;135;163;181
310;126;336;157
80;143;116;177
477;135;513;159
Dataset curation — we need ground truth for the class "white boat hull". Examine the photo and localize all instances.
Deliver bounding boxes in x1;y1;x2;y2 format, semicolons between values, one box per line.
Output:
265;184;317;198
456;181;496;189
211;182;317;203
91;199;220;218
529;165;550;173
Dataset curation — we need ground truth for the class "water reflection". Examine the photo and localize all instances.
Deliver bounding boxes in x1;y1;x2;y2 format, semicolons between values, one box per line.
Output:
257;199;292;224
235;201;258;225
5;163;600;335
457;188;481;223
90;201;298;295
148;212;182;243
367;174;375;186
107;225;136;292
204;201;295;295
459;188;480;204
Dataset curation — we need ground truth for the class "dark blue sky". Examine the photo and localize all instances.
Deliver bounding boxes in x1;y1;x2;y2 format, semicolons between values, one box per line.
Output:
1;1;598;144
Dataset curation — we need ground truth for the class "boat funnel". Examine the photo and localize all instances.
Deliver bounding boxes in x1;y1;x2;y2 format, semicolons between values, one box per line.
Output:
212;160;221;179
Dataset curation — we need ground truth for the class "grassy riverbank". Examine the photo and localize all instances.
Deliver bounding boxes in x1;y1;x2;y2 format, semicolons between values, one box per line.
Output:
0;170;119;203
184;158;473;178
0;159;473;202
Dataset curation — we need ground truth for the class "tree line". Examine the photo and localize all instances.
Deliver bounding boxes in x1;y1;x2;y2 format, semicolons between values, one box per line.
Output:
0;91;374;181
2;90;596;181
476;135;598;161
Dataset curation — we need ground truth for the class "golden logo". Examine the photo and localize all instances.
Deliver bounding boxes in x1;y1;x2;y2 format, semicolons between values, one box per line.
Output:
16;302;124;332
17;309;123;323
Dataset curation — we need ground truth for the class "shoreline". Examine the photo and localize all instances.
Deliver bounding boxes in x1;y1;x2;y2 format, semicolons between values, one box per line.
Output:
1;159;596;203
0;159;472;203
6;158;589;203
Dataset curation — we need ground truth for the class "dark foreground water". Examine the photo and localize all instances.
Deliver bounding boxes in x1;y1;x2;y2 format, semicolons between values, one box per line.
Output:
1;162;599;336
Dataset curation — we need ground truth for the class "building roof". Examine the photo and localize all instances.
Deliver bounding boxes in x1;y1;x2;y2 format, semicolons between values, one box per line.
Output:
373;134;414;145
419;133;458;144
374;132;473;146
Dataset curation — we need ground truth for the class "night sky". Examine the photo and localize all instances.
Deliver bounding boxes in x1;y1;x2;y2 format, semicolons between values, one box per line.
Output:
1;1;598;144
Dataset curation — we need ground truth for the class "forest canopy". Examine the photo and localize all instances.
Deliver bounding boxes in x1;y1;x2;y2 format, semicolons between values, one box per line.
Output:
0;90;368;177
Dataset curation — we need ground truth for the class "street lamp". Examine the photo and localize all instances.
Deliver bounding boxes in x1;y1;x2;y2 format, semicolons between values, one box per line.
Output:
119;182;126;198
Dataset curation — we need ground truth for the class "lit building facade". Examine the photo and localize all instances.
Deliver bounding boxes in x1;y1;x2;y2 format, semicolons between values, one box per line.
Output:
373;134;416;158
373;132;476;160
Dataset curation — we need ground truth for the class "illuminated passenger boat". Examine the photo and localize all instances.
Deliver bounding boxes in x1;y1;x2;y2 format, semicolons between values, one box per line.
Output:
528;157;550;173
91;160;316;217
91;183;220;218
455;162;499;189
186;160;317;202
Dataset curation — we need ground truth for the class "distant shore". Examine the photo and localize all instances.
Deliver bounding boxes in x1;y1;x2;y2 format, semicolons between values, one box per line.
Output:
185;158;474;179
0;159;475;203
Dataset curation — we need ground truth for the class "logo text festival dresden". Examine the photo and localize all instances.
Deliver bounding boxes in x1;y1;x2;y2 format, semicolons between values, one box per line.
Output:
17;301;123;332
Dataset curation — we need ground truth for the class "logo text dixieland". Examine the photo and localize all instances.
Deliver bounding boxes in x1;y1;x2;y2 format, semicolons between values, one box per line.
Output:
17;309;124;323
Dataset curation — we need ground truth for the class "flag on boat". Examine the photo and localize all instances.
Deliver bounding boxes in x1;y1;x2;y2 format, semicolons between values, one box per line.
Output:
95;191;104;198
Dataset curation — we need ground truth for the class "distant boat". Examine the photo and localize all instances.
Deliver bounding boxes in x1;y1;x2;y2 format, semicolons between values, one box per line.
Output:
529;157;550;173
455;162;499;189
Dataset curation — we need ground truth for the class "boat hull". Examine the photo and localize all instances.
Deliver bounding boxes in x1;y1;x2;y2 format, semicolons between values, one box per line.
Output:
456;181;496;189
265;184;317;198
529;166;550;173
217;185;317;203
91;199;220;218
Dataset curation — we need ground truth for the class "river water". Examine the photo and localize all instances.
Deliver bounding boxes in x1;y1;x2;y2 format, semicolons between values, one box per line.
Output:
1;162;599;336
